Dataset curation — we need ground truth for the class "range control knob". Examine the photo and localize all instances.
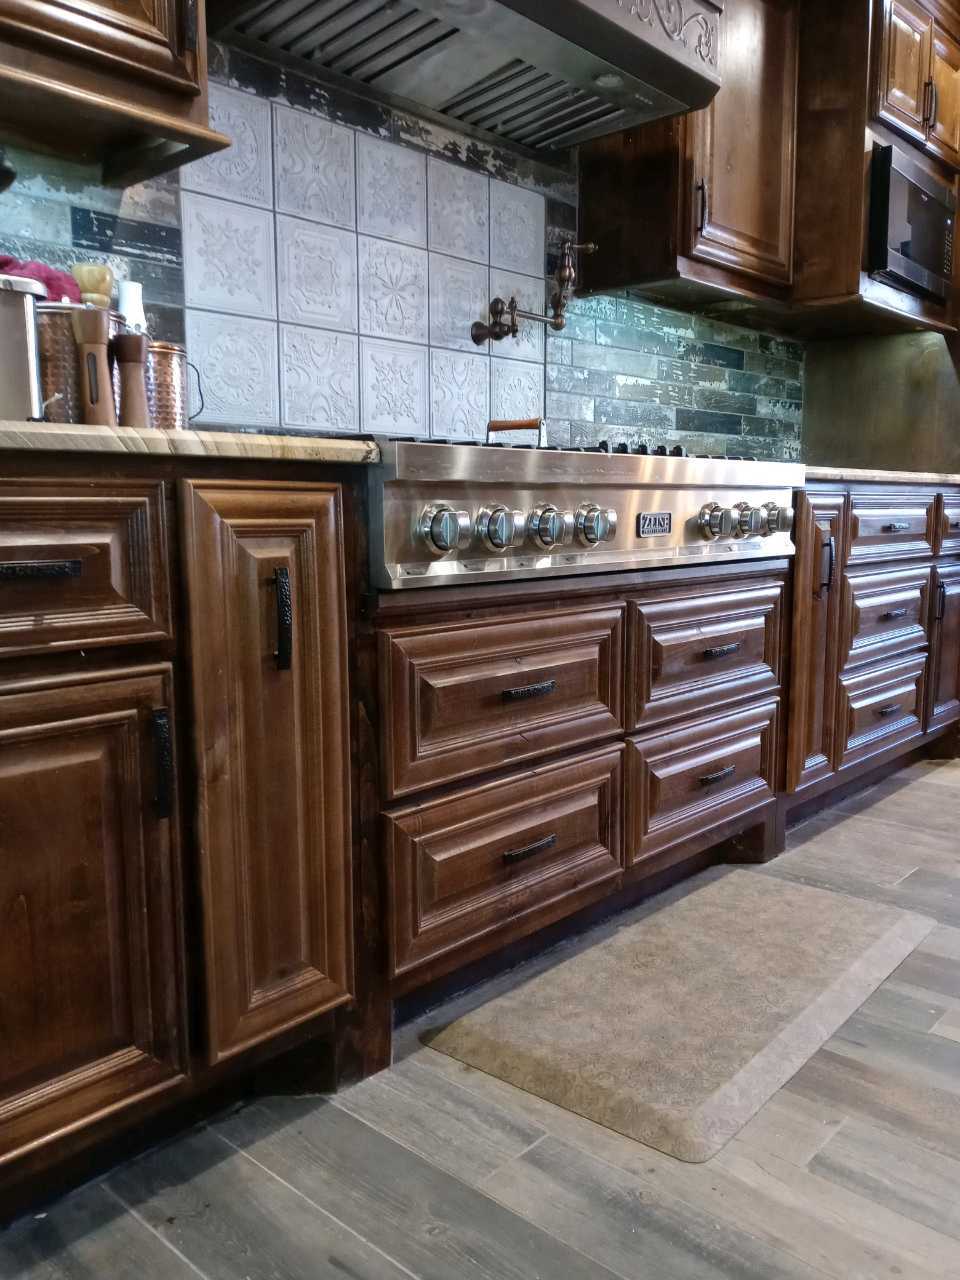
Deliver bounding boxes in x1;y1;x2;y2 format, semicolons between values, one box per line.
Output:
733;502;766;538
575;503;618;546
698;502;736;540
476;505;526;551
762;501;795;536
419;504;472;555
529;504;575;550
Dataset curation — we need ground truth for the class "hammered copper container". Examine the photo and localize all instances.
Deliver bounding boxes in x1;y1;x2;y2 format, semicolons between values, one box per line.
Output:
146;341;189;430
37;304;123;424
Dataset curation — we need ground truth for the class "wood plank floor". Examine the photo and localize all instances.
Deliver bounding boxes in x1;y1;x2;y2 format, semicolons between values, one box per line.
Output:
3;758;959;1279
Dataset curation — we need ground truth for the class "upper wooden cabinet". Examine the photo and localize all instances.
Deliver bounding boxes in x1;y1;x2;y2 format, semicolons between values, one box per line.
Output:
0;0;227;184
579;0;799;307
181;480;353;1065
876;0;960;169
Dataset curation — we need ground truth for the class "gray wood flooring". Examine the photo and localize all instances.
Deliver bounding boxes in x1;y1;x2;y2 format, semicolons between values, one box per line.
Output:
3;758;960;1279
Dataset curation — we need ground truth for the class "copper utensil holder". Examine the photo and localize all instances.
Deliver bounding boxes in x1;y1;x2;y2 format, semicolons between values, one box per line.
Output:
37;303;123;423
146;341;190;430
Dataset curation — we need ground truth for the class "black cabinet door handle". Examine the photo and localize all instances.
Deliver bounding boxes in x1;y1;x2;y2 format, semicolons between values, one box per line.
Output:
699;764;736;787
875;702;902;718
503;833;558;866
702;642;741;661
151;709;174;820
816;533;835;599
502;679;557;702
274;567;293;671
0;558;82;581
879;607;908;622
882;521;910;533
936;581;947;621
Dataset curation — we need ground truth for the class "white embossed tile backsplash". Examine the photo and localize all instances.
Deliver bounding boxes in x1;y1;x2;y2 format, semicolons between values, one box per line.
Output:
181;91;548;436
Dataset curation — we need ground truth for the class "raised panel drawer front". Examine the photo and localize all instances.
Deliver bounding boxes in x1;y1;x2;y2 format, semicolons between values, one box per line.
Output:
386;745;623;980
380;605;624;798
837;651;926;771
628;576;784;730
182;481;353;1063
0;665;186;1166
941;497;960;555
626;700;779;865
839;564;932;669
847;491;937;562
0;478;171;656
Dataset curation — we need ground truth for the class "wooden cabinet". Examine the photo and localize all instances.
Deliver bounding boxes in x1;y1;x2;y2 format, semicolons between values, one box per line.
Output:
379;605;624;799
929;560;960;726
627;576;784;731
876;0;960;169
385;746;623;984
688;0;798;284
0;0;226;183
838;563;933;668
836;651;927;769
181;480;353;1064
0;665;186;1167
847;490;938;562
787;491;845;793
579;0;798;305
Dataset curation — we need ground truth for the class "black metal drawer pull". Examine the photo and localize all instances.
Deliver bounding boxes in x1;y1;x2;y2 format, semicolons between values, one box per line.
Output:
502;679;557;702
879;607;908;622
937;581;947;621
882;521;911;533
503;833;558;866
151;709;174;820
702;642;741;661
699;764;736;787
274;567;293;670
816;533;836;600
0;558;82;581
875;703;902;718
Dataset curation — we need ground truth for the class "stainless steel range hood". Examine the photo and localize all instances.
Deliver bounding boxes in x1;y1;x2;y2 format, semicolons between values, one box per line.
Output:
211;0;723;153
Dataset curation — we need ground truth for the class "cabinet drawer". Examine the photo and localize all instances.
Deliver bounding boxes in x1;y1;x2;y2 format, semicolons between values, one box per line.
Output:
626;700;779;865
0;479;171;656
848;492;936;562
628;577;784;730
386;746;623;980
839;565;931;668
380;605;624;798
941;497;960;555
837;652;926;771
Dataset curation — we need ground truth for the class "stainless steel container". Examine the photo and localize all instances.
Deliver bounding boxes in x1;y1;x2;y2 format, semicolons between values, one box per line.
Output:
37;303;123;424
0;274;46;420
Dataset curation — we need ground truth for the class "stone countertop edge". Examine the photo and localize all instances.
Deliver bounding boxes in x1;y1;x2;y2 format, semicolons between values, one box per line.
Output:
806;464;960;485
0;422;382;464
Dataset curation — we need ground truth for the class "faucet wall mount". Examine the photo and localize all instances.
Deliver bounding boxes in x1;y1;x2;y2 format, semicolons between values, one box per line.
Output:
471;241;597;346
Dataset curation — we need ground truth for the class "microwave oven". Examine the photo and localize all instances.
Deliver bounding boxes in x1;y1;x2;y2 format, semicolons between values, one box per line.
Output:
868;142;955;304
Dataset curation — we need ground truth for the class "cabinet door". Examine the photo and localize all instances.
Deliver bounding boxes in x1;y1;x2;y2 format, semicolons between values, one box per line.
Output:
688;0;798;284
0;1;201;96
877;0;934;143
0;666;186;1166
786;491;846;792
928;24;960;168
181;481;353;1064
929;561;960;728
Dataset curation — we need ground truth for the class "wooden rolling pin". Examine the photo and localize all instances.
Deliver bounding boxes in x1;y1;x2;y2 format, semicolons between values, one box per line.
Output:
71;306;117;428
113;332;150;429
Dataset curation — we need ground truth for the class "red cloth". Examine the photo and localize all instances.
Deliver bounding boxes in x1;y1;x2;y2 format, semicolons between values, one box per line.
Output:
0;256;81;302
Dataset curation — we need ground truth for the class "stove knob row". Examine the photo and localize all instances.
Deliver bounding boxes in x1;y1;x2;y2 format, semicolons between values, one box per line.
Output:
699;501;796;541
419;503;621;554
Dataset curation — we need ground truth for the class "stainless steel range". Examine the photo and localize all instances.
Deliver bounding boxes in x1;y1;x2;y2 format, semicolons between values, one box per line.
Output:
368;437;804;590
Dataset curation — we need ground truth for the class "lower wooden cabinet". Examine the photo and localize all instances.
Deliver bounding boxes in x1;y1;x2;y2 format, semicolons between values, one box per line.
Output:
385;745;624;982
838;563;932;670
0;665;186;1166
836;651;927;771
929;561;960;729
181;481;353;1063
626;700;780;866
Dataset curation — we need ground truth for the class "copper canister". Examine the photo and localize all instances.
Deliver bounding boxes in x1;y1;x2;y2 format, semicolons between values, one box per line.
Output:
37;303;123;423
146;341;189;430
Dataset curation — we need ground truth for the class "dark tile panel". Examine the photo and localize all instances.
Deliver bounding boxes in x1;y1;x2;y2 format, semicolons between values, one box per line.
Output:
675;408;744;435
71;208;182;266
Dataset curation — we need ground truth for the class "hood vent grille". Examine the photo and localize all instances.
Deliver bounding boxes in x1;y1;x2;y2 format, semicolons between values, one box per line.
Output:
216;0;722;154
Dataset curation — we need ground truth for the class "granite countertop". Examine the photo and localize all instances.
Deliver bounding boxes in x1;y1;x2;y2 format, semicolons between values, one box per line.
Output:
0;422;381;464
806;464;960;485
